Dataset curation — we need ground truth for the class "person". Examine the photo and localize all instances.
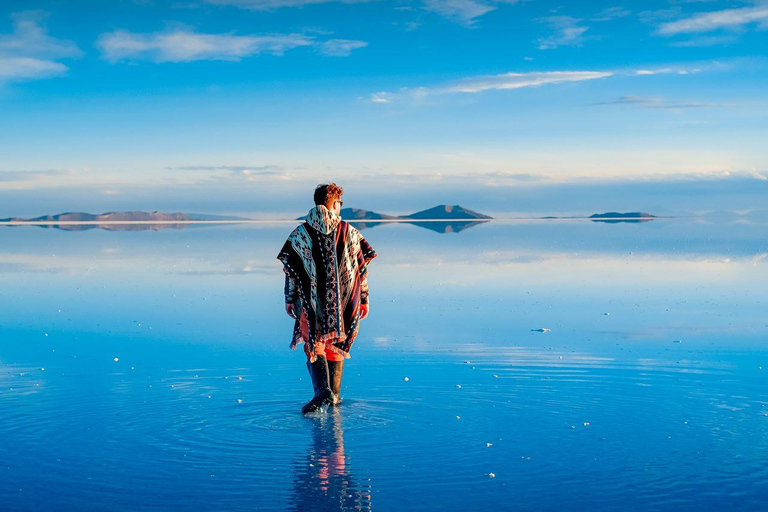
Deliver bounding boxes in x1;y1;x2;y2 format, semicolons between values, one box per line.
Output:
277;183;377;414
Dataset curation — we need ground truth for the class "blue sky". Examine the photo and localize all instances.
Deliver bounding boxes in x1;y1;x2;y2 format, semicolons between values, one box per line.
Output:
1;0;767;216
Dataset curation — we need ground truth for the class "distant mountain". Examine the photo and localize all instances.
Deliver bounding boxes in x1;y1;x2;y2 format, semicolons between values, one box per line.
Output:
0;211;249;231
293;205;493;233
402;205;493;220
341;208;399;221
589;212;656;224
25;211;191;222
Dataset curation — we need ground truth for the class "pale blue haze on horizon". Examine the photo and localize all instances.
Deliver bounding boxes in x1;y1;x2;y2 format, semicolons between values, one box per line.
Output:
1;0;767;216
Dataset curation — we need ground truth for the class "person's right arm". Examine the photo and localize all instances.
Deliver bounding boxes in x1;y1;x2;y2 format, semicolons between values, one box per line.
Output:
285;274;298;319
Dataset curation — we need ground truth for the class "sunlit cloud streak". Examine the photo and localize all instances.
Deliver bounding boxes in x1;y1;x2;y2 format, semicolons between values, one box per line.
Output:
657;5;768;35
367;65;711;102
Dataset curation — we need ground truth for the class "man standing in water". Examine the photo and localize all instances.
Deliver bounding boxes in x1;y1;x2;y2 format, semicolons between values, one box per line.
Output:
278;184;377;414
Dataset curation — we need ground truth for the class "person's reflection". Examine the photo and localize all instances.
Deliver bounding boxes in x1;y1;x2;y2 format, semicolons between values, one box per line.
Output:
291;409;372;511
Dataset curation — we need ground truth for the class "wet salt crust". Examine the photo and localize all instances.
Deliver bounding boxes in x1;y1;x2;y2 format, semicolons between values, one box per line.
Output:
1;219;767;510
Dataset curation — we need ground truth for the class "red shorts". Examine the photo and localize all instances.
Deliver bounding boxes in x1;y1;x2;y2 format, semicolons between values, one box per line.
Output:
300;311;345;362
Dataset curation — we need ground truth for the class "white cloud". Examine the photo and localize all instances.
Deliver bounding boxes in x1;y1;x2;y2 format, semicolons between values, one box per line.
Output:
536;16;590;50
205;0;517;25
422;0;495;25
591;6;632;22
318;38;368;56
203;0;368;9
96;28;315;63
422;0;519;25
369;91;395;103
633;66;702;75
0;56;67;80
0;11;81;58
657;5;768;35
167;164;297;181
0;11;80;84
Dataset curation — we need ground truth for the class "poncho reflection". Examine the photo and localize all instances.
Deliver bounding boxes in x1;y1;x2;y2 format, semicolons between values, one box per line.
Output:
278;205;377;360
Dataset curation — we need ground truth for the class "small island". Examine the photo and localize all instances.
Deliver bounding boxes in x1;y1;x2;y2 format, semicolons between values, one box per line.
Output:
589;212;657;224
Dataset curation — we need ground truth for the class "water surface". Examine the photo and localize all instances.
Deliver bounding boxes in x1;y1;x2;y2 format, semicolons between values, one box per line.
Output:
1;219;767;510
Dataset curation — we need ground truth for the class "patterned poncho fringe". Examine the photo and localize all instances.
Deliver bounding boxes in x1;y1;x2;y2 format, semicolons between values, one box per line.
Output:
277;206;377;361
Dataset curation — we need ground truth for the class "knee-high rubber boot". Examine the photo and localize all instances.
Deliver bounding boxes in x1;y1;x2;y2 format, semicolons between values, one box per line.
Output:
327;360;344;407
301;357;334;414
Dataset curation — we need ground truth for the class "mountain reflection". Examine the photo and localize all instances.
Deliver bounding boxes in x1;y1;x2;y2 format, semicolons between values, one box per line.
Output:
291;410;372;512
349;220;488;233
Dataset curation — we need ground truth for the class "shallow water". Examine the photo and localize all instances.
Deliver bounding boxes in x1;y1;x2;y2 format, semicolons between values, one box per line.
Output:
1;219;767;510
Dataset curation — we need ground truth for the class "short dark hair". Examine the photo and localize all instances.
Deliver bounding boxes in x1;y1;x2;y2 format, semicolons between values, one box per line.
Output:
314;183;344;207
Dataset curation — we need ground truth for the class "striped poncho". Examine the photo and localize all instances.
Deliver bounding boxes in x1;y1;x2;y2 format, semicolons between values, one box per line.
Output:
277;205;377;360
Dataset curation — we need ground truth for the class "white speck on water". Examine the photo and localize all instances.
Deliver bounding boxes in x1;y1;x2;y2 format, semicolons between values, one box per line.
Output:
583;422;590;426
571;425;576;429
493;375;498;378
464;360;471;364
604;313;610;316
113;358;119;362
456;415;461;419
531;328;551;333
403;377;409;381
489;473;496;478
237;399;243;403
131;367;135;370
673;340;682;343
455;384;461;388
44;334;48;337
486;443;493;447
40;368;45;371
237;376;243;380
559;356;563;359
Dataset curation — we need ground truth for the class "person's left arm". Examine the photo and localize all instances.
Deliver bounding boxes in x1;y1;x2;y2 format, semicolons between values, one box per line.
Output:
359;274;369;320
